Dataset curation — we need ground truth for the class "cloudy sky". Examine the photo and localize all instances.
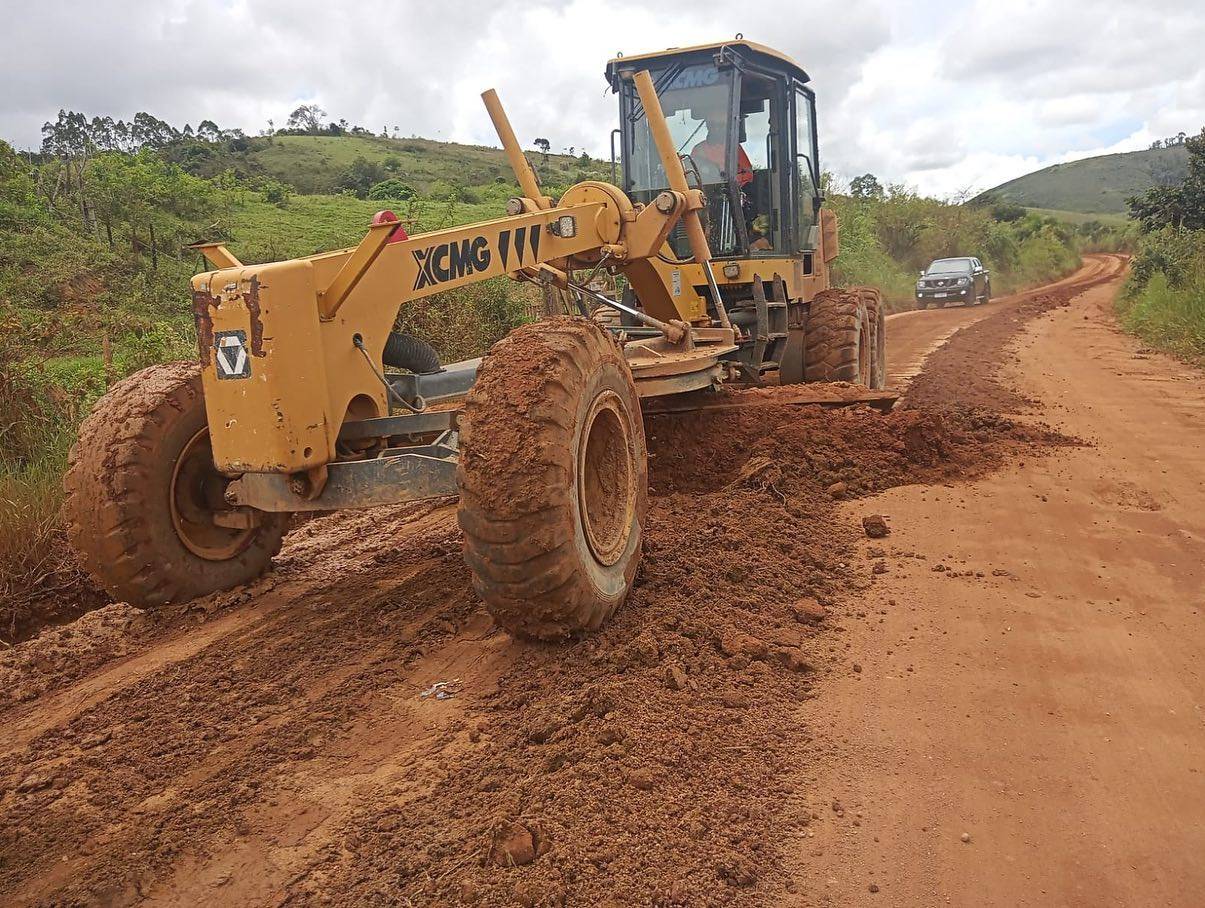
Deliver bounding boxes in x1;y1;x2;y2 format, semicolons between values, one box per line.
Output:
4;0;1203;197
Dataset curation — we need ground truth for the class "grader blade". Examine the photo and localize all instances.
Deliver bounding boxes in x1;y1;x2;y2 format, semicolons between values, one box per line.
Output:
640;385;898;416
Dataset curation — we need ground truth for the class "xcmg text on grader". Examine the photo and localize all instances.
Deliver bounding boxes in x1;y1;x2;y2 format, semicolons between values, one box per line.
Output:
65;41;889;639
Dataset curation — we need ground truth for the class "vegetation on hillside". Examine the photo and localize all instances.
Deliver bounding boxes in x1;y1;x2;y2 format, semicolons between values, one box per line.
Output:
974;139;1189;216
1118;128;1205;364
828;175;1129;310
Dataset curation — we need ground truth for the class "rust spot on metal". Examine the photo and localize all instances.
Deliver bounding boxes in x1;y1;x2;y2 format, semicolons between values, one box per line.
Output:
244;274;267;358
191;285;219;367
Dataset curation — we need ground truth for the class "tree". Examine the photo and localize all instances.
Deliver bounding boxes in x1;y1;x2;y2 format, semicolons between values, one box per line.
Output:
286;104;326;133
196;120;221;143
335;156;387;197
131;112;178;148
1128;127;1205;230
849;173;884;200
533;137;551;162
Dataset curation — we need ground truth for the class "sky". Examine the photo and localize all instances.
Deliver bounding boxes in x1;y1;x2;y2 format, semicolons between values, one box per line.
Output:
3;0;1203;198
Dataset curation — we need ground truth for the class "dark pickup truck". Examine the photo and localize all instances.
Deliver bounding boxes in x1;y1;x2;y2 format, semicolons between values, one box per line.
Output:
915;257;991;308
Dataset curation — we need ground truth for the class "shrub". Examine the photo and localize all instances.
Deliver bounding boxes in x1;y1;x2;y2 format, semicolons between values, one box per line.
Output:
367;178;417;201
1118;229;1205;364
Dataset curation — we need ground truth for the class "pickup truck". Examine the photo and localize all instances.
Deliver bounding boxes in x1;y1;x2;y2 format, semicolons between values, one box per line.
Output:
915;257;991;308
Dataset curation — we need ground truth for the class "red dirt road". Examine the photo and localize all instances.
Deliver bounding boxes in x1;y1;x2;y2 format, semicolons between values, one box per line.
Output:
3;254;1202;906
799;254;1205;906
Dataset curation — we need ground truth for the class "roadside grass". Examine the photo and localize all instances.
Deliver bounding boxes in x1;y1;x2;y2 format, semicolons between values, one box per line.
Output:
1117;271;1205;365
1025;207;1131;228
1117;229;1205;366
0;344;91;640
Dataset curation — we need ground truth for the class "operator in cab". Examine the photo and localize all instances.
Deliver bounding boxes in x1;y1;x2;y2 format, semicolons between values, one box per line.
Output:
686;93;770;251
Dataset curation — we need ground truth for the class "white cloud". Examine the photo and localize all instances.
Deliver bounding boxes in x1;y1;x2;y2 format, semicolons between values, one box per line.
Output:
1;0;1202;198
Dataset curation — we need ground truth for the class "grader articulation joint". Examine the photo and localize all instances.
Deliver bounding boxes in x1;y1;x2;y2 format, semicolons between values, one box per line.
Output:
64;40;888;640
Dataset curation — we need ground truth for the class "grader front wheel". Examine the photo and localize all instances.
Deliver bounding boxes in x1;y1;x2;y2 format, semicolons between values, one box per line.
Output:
64;362;288;607
457;318;648;640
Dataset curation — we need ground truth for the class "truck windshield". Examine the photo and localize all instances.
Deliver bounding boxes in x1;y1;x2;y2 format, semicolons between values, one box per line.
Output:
625;62;738;256
927;258;972;274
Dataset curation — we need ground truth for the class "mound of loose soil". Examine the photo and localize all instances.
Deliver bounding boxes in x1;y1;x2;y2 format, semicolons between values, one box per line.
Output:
0;604;150;707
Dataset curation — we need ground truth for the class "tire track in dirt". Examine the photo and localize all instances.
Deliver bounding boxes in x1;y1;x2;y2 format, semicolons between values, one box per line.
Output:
0;257;1123;906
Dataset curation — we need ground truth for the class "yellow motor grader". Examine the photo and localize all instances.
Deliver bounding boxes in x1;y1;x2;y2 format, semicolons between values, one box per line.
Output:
64;41;887;639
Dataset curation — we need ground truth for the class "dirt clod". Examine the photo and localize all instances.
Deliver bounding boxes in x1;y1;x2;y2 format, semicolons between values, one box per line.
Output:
488;821;539;867
862;515;890;538
791;599;828;625
663;663;689;691
628;767;657;791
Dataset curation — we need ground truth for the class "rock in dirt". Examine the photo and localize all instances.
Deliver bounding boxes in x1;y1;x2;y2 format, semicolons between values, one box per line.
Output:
628;767;657;791
663;663;689;691
16;772;53;794
721;690;750;709
80;730;112;750
719;627;769;661
790;598;828;625
487;821;539;867
774;648;813;673
827;481;848;499
862;515;890;538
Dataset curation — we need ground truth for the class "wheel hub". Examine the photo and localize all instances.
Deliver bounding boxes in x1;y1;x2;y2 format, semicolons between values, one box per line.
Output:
577;390;636;567
170;427;256;561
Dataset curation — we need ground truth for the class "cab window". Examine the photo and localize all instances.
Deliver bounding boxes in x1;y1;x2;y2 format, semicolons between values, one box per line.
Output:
738;73;785;254
793;88;819;249
624;62;739;256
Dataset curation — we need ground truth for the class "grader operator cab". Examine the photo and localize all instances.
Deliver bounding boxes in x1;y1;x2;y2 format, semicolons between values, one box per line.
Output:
64;40;888;640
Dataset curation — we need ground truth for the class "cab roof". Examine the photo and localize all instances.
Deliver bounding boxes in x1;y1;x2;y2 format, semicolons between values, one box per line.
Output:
605;40;810;86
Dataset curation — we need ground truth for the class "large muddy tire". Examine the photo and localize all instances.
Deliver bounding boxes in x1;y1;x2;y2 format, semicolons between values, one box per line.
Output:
457;318;648;640
803;288;871;385
851;286;887;390
64;362;288;607
591;304;623;331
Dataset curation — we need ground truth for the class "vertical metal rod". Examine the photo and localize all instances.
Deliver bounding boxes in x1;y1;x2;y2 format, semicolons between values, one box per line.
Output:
629;70;732;330
481;89;550;210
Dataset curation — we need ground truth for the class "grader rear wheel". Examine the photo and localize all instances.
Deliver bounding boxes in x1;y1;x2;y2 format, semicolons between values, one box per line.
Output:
852;286;887;390
63;362;288;607
457;318;647;640
803;288;872;385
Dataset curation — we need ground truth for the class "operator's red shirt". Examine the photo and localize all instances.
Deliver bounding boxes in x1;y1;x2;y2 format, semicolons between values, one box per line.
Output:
693;141;754;187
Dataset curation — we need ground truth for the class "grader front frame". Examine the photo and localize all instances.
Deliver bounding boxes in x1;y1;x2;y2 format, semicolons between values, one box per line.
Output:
64;41;888;640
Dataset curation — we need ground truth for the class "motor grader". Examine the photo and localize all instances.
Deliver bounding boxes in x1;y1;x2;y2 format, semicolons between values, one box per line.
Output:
64;40;887;639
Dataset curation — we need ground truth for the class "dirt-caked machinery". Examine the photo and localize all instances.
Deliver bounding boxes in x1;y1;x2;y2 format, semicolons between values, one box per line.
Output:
65;41;887;639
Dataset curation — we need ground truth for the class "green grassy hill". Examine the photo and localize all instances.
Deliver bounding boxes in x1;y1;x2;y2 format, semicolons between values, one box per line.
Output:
198;134;601;197
977;145;1188;215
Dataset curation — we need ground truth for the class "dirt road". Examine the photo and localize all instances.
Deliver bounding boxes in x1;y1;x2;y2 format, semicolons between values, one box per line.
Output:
798;253;1205;906
3;253;1200;907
